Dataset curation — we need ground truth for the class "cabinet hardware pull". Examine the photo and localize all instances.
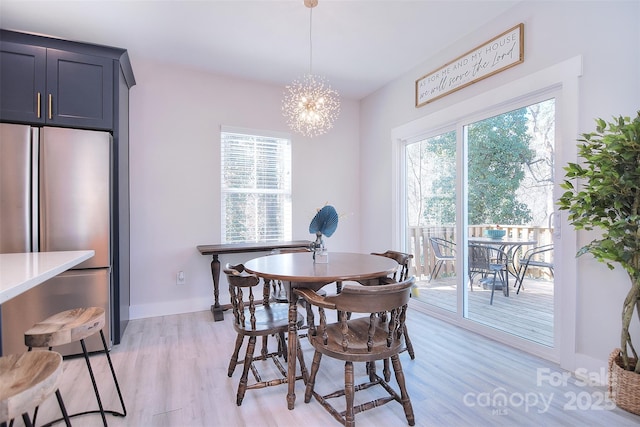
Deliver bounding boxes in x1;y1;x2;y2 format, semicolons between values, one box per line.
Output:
48;94;52;120
37;93;41;118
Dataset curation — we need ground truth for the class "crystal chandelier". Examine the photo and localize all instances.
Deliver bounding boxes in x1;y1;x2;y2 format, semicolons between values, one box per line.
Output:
282;0;340;138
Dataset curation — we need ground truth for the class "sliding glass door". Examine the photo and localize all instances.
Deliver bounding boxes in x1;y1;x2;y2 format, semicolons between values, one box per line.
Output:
406;97;556;347
464;98;555;346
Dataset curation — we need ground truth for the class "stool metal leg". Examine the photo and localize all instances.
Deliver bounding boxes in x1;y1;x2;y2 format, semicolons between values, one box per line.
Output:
21;413;33;427
79;338;108;427
54;390;72;427
98;329;127;417
36;330;126;427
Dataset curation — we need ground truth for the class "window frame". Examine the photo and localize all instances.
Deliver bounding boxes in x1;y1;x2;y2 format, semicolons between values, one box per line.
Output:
220;126;292;243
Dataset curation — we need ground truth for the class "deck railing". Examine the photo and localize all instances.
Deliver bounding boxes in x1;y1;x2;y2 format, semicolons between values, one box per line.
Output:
408;225;554;279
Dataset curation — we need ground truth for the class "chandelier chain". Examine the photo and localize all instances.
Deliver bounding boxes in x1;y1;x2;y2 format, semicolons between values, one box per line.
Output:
309;7;313;74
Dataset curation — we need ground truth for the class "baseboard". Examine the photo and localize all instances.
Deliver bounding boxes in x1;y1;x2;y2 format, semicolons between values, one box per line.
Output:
129;297;212;320
573;353;609;386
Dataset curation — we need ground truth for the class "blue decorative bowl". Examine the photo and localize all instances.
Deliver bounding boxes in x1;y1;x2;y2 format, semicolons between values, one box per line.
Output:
485;229;506;240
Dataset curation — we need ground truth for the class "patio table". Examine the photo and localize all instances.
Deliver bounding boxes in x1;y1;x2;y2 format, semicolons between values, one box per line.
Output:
468;237;537;290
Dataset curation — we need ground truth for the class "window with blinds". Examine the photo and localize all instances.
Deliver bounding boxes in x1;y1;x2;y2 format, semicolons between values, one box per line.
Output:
221;128;292;243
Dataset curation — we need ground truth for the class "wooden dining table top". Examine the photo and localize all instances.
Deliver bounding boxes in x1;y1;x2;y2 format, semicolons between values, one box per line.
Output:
243;251;399;283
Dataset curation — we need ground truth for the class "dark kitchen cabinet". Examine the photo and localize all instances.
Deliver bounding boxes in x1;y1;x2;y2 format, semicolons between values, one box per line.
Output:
1;40;113;129
0;29;136;345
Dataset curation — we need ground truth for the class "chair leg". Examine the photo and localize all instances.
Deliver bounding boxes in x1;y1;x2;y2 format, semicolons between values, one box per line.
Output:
237;336;257;406
367;361;377;382
383;358;391;382
344;361;355;427
261;336;269;358
403;324;415;360
430;261;443;281
228;334;244;377
391;354;415;426
305;351;322;403
295;336;309;384
515;263;528;294
278;332;287;361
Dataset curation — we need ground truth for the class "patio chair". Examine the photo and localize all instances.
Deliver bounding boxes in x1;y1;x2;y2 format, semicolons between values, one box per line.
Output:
429;237;456;280
514;244;554;294
468;243;509;305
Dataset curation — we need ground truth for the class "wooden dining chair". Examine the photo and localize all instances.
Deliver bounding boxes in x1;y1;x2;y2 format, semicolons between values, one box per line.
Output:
370;250;415;360
371;250;413;282
223;264;308;406
294;277;416;427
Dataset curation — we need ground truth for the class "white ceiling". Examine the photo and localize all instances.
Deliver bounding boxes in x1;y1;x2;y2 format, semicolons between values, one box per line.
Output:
0;0;521;100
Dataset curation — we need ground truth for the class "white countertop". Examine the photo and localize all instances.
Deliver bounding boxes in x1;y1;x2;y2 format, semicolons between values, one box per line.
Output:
0;251;94;304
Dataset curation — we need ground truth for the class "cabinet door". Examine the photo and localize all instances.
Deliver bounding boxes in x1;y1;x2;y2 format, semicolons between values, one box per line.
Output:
46;49;113;129
0;42;46;124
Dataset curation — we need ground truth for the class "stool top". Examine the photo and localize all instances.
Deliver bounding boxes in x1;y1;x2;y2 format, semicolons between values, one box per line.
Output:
0;350;63;422
24;307;106;348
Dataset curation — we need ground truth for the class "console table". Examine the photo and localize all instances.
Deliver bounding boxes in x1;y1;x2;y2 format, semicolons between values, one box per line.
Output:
197;241;311;321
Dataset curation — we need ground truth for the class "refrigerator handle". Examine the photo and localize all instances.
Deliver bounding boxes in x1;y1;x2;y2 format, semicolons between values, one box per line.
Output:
31;127;39;253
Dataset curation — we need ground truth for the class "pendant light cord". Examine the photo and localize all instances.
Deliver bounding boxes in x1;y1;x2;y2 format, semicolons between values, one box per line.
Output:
309;7;313;75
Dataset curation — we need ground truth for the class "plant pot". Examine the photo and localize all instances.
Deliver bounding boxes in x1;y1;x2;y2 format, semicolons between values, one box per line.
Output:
608;348;640;415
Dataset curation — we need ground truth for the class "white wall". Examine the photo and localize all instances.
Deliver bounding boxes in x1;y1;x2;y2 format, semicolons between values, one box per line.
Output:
128;60;361;318
127;0;639;372
359;1;639;371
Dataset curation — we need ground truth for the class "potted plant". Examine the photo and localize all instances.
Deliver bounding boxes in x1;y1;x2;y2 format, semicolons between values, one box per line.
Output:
558;111;640;414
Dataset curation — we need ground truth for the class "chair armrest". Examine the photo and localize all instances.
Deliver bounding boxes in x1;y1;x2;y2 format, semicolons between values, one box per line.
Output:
356;277;397;286
294;288;336;309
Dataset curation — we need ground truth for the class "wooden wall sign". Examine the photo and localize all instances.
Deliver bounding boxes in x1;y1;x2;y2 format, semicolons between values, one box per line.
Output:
415;23;524;107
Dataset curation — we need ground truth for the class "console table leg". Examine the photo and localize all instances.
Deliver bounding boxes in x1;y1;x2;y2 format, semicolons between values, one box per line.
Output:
210;255;224;321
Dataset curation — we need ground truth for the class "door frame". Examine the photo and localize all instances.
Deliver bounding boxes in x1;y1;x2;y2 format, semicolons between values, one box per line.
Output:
391;56;582;369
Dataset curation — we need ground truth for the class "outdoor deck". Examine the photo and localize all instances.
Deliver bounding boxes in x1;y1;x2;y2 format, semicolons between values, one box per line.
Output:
412;275;554;346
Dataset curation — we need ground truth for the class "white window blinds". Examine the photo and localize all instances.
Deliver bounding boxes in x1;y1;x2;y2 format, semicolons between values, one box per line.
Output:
221;128;292;243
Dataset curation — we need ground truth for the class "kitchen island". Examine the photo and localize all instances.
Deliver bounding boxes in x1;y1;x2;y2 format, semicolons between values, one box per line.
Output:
0;250;94;355
0;251;95;304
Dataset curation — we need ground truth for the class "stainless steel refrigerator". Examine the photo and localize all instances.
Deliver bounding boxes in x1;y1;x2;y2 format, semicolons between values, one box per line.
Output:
0;123;112;356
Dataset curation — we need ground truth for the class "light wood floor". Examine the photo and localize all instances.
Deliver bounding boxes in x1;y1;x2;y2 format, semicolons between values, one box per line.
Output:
22;308;640;427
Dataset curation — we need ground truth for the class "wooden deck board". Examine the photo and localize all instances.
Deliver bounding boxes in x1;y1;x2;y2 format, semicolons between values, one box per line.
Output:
413;276;554;346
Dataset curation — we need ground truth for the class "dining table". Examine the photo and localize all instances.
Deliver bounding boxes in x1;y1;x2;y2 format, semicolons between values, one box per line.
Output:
243;251;399;410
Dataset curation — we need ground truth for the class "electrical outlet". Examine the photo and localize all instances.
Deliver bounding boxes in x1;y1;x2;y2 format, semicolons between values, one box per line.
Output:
177;271;186;285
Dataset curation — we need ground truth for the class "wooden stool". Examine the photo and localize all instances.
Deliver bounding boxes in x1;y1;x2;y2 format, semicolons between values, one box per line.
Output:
24;307;126;426
1;350;71;427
